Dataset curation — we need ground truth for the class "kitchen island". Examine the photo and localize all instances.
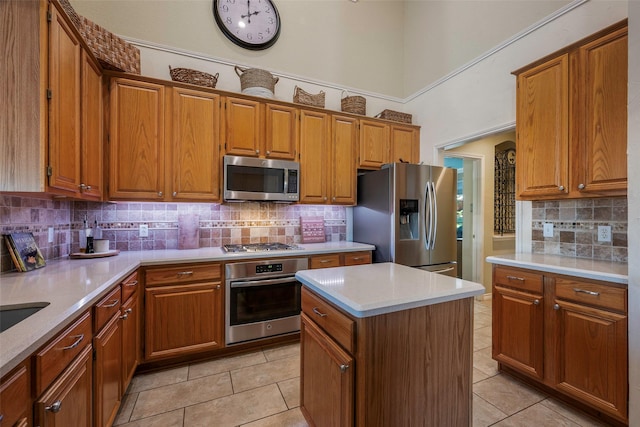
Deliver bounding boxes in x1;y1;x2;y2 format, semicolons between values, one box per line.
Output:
296;262;485;427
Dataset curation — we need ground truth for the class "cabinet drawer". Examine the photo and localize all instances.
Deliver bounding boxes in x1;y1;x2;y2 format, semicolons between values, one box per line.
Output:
121;271;139;302
494;266;543;294
343;251;371;266
146;263;221;286
35;310;92;395
310;254;341;269
302;288;355;353
94;285;121;332
555;278;626;313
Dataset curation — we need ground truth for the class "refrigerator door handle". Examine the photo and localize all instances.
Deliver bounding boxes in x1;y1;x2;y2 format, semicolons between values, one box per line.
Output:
424;182;432;251
430;181;438;250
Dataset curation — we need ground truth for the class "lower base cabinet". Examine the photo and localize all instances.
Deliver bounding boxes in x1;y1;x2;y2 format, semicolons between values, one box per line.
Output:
94;313;123;427
0;362;30;427
492;265;628;425
35;345;93;427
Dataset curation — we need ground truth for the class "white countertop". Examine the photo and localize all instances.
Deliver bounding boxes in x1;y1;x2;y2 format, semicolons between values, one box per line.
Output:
0;241;374;377
486;253;628;284
296;262;485;318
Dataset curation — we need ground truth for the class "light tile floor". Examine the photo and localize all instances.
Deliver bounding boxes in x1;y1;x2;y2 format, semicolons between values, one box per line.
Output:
115;299;611;427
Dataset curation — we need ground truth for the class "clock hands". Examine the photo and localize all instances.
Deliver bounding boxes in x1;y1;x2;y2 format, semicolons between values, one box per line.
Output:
241;0;259;23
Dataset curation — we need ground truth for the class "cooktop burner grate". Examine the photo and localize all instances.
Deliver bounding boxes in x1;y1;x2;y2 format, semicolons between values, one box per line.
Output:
222;243;299;253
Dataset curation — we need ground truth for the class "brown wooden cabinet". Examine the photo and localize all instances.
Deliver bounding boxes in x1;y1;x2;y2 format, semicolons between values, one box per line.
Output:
358;119;390;170
144;263;224;361
265;103;299;160
390;124;419;164
310;251;372;269
491;264;628;424
167;87;222;201
121;272;140;393
514;21;627;200
330;115;358;205
35;345;93;427
0;362;31;427
109;78;166;200
299;109;331;204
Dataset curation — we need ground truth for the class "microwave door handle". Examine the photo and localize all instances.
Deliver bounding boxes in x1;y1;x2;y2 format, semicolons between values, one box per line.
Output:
283;169;289;194
430;181;437;250
230;276;299;288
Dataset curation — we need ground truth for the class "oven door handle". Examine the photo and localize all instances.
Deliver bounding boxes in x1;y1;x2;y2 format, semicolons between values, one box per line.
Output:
229;276;299;288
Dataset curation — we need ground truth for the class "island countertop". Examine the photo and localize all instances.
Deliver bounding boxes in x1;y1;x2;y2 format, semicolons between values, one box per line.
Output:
295;262;485;318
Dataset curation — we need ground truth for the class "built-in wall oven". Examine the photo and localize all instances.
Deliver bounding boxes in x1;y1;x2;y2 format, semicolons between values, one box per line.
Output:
225;257;308;345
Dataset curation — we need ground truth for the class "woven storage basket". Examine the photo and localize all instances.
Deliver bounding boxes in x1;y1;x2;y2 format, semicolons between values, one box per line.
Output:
293;86;325;108
79;17;140;74
375;109;412;124
169;66;219;88
341;90;366;115
235;66;278;98
57;0;82;30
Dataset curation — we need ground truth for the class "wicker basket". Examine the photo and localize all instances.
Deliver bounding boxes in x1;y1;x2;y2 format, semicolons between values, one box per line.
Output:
169;66;219;88
341;90;366;115
235;66;278;98
375;109;412;124
293;86;325;108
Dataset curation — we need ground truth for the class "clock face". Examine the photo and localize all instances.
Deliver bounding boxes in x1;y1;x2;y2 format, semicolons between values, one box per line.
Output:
507;149;516;165
213;0;281;50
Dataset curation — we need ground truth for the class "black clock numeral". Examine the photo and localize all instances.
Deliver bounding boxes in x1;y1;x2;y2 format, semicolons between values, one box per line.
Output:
266;27;271;34
226;16;232;25
268;17;274;25
257;32;264;40
225;0;236;3
265;6;271;13
246;32;253;40
222;4;229;12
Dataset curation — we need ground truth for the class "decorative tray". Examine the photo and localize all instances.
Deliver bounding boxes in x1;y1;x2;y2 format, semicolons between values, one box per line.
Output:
69;250;120;259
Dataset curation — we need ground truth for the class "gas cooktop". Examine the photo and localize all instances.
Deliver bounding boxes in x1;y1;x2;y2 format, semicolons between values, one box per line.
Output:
222;243;299;253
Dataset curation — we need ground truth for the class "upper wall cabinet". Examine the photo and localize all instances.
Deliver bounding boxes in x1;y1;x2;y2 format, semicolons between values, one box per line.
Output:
222;97;298;160
358;119;390;169
1;0;103;200
514;21;627;200
390;124;420;165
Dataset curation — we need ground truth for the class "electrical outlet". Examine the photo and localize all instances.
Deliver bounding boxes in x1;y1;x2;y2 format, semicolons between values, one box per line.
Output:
48;227;55;243
543;222;554;238
139;224;149;238
598;225;612;242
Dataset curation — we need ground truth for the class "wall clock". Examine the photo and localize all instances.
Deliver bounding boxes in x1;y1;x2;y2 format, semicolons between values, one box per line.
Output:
213;0;281;50
506;149;516;165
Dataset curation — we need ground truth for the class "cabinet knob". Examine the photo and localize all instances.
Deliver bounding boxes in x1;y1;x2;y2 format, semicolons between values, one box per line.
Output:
332;197;336;201
558;185;565;192
323;196;327;201
255;149;260;154
554;303;560;310
158;191;163;197
215;284;221;290
578;183;585;190
339;364;350;373
79;183;91;191
533;299;540;305
173;191;177;197
266;151;271;155
119;313;129;320
45;401;62;413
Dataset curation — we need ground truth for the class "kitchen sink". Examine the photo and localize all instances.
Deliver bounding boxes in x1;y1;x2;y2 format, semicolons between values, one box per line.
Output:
0;302;50;333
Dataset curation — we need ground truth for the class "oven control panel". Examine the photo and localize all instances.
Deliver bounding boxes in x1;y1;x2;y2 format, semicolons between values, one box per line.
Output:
256;263;283;274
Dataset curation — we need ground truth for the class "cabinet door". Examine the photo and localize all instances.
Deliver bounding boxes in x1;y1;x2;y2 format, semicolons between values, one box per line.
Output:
0;362;30;427
390;124;419;164
553;299;627;422
121;293;140;393
573;27;627;196
169;87;221;201
48;4;81;195
331;115;358;205
265;103;298;160
222;97;262;157
93;314;122;427
358;119;389;169
79;50;103;200
300;313;354;427
492;285;544;380
145;282;223;361
515;54;569;199
109;78;165;200
299;110;330;204
35;345;92;427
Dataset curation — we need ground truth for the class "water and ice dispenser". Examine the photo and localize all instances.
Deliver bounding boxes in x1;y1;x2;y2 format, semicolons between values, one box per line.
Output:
399;199;419;240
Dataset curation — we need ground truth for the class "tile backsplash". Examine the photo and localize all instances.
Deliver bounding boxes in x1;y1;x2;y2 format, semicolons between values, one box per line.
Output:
0;196;347;273
531;197;627;262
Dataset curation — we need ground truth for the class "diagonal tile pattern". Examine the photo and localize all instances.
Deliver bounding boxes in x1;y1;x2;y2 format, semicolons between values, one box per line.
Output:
116;298;610;426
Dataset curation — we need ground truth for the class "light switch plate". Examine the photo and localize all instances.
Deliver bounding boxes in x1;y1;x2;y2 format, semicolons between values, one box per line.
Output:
48;227;55;243
598;225;612;242
543;223;554;238
139;224;149;238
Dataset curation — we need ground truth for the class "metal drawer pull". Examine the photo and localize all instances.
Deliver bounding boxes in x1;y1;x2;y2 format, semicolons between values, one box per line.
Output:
102;299;120;308
45;401;62;413
340;364;349;373
573;288;600;296
312;307;327;317
62;334;84;350
119;313;129;320
506;275;524;282
177;271;194;276
351;257;363;261
125;281;138;287
319;259;332;263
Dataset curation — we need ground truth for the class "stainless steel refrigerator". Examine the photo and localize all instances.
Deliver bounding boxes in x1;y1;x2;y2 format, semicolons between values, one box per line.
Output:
353;163;458;276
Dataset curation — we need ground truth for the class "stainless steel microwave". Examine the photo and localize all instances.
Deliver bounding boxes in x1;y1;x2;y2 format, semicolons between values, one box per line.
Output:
223;155;300;202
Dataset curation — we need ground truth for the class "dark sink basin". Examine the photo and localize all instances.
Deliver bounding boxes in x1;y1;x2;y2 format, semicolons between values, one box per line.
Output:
0;302;50;333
